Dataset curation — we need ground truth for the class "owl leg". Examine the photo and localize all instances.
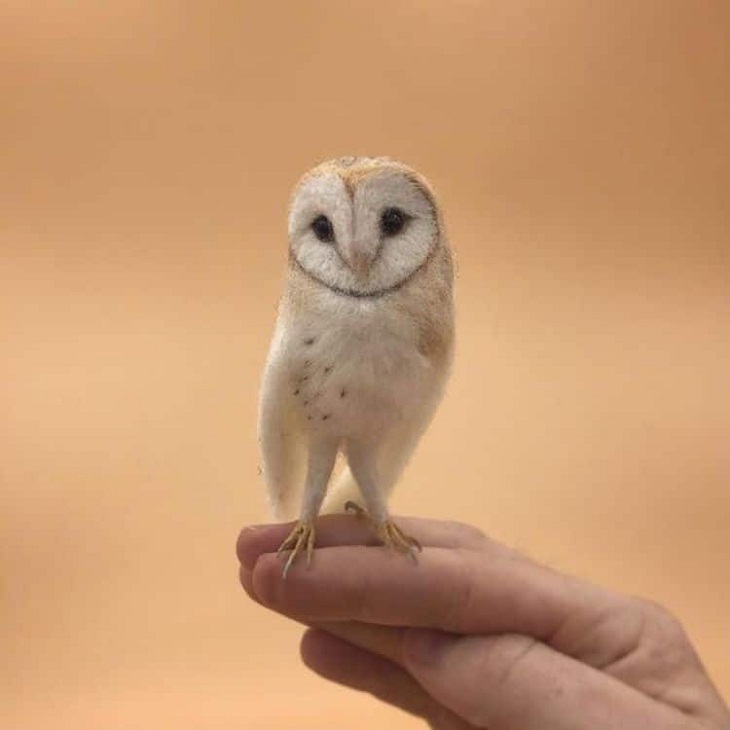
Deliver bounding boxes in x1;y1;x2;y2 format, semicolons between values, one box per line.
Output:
345;441;422;561
277;437;339;578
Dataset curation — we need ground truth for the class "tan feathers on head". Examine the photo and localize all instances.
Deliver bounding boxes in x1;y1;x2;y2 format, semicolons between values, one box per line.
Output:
295;156;438;203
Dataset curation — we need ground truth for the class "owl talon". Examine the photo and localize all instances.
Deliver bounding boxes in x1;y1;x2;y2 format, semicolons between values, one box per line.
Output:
345;504;421;561
378;519;422;562
277;520;316;578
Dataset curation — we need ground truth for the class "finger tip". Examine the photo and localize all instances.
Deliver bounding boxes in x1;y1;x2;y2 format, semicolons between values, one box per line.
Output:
251;551;283;607
298;628;357;678
236;523;285;570
238;562;258;601
299;626;323;665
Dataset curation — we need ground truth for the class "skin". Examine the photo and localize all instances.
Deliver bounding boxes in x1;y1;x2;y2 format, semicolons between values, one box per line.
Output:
237;515;730;730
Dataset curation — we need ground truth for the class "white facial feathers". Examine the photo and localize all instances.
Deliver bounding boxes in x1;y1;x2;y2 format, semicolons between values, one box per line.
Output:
288;167;439;298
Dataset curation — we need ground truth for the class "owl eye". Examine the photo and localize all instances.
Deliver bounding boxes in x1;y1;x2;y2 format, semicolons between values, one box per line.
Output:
380;207;407;237
311;214;335;243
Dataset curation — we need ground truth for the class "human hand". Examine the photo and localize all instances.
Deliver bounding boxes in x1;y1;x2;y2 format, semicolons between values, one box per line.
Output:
237;516;729;729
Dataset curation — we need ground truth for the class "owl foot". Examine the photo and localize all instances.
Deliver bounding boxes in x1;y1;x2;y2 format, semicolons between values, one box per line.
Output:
378;519;422;563
344;501;421;562
276;520;316;579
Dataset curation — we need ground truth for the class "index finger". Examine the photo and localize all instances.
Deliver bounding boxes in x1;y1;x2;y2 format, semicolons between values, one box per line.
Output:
236;514;489;571
248;540;619;650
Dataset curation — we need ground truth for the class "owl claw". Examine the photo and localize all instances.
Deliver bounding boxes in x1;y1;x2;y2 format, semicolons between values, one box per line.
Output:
345;502;421;562
379;519;422;562
277;520;316;578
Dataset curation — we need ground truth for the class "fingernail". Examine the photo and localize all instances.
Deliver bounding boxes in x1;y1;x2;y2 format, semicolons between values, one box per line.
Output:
404;629;452;667
242;523;266;532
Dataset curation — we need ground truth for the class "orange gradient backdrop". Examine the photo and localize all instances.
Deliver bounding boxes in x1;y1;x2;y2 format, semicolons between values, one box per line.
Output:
2;3;728;728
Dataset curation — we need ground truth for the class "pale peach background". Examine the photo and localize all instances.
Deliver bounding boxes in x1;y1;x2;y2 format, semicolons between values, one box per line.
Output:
2;2;728;728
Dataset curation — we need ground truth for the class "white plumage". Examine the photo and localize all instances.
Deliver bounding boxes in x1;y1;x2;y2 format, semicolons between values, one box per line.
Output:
258;156;454;575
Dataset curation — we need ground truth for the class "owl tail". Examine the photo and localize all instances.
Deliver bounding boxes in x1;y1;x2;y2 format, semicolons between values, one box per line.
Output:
320;466;363;514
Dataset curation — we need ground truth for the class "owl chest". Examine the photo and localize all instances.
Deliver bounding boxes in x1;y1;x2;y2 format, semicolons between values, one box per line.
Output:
285;310;427;436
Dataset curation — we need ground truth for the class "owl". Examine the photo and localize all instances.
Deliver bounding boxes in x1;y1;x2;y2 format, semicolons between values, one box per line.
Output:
258;156;455;576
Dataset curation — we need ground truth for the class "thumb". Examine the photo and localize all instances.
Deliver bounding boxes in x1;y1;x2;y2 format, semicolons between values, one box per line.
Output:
401;629;687;730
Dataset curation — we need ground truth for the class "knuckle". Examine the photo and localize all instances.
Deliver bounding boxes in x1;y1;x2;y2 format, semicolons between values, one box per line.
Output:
493;636;541;691
352;569;375;623
625;597;695;668
636;598;688;644
439;553;476;629
449;520;486;544
470;636;542;728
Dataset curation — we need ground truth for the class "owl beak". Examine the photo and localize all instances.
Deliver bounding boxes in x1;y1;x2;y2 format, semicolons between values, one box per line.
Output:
346;240;376;278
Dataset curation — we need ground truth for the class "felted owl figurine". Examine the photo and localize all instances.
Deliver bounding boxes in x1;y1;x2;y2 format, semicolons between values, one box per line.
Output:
258;156;455;576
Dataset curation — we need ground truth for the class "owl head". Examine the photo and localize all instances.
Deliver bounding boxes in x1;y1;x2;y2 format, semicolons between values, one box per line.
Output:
287;156;447;299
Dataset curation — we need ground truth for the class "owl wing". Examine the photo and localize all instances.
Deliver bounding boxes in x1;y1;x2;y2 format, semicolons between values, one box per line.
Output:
258;329;307;520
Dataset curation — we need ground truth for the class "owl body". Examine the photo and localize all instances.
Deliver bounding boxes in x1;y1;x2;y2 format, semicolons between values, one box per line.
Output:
258;157;454;571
